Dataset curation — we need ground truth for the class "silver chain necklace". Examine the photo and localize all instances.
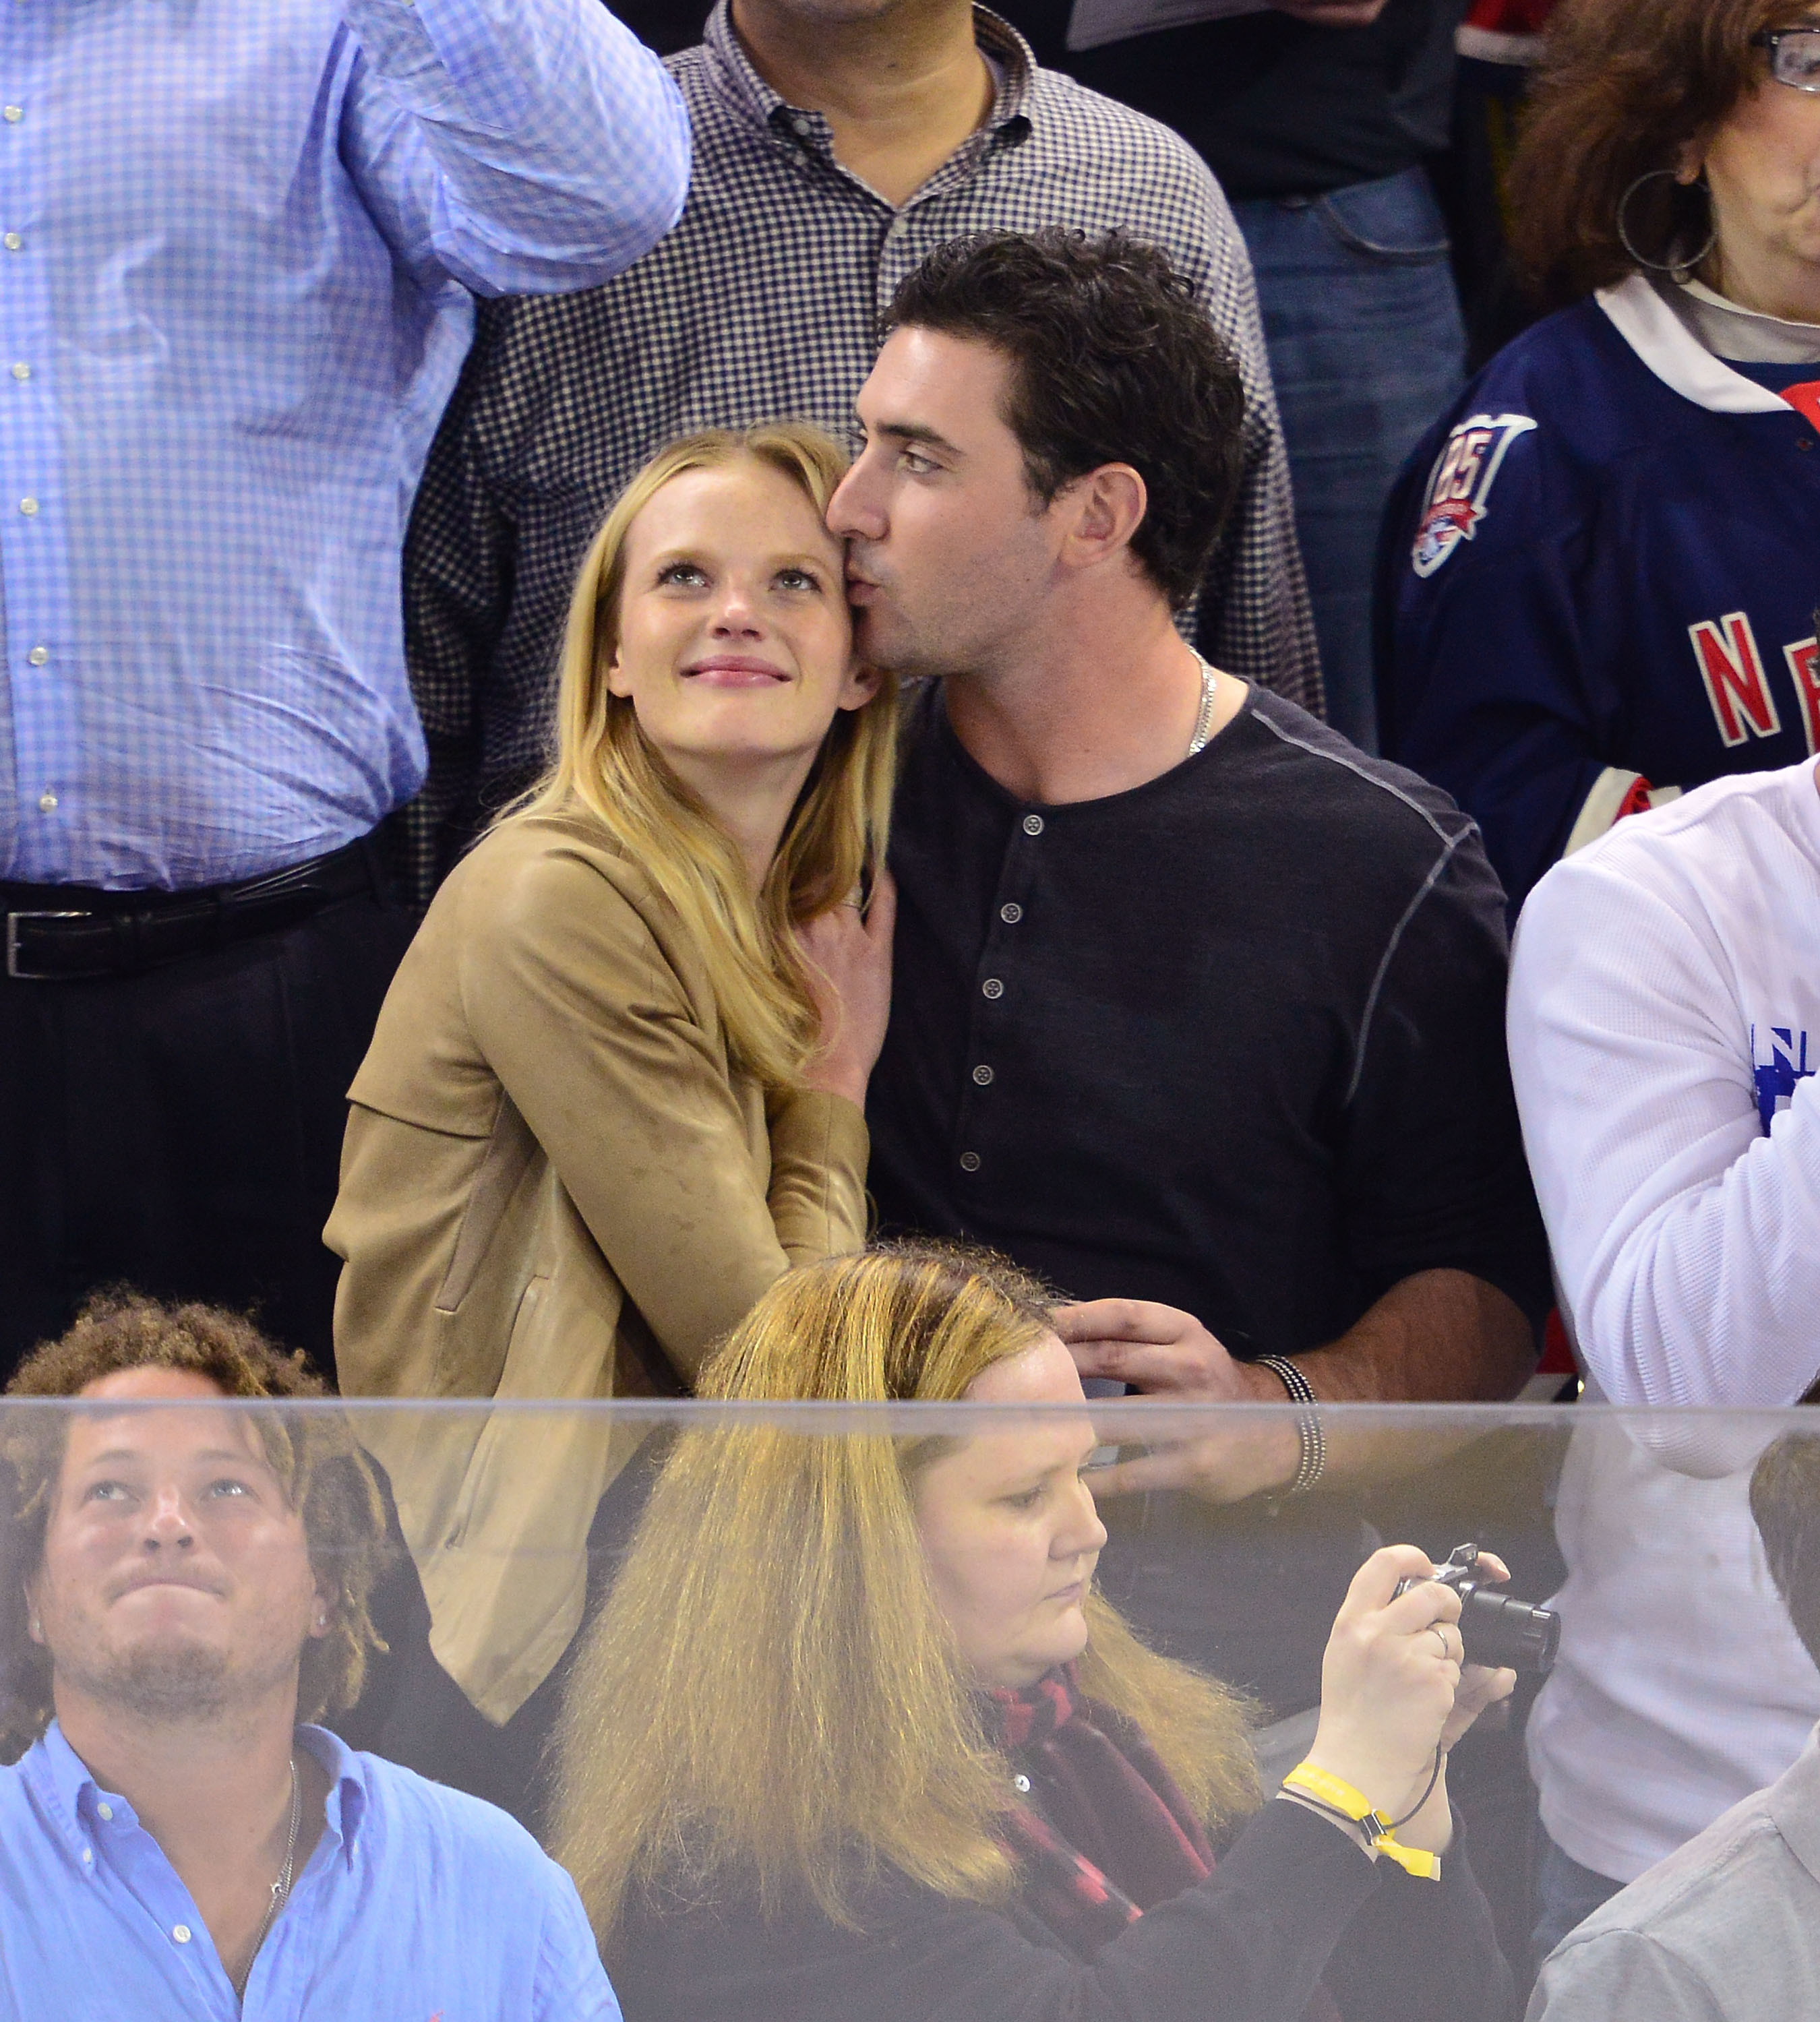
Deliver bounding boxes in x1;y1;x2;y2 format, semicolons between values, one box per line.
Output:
1186;652;1219;758
236;1754;301;1995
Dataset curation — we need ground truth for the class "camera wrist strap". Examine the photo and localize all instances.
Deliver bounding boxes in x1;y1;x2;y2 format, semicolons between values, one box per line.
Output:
1281;1761;1442;1880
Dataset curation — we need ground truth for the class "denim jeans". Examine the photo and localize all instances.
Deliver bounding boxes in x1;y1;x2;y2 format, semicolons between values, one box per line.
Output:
1231;165;1467;752
1531;1829;1627;1971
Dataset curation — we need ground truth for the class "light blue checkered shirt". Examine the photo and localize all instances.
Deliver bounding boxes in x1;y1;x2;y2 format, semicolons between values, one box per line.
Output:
0;0;688;890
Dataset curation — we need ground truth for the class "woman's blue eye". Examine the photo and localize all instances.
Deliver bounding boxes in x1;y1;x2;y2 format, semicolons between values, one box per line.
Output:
657;561;706;586
775;568;820;592
84;1480;129;1504
206;1479;251;1498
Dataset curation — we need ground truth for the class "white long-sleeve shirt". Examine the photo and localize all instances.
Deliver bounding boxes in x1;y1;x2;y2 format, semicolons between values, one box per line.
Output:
1509;760;1820;1409
1509;761;1820;1882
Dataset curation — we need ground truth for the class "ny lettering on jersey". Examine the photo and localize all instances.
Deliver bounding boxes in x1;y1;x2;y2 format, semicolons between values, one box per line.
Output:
1753;1023;1817;1135
1687;615;1820;753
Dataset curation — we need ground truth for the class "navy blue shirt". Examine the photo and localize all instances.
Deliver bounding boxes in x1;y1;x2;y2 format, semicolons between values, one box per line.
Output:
1377;276;1820;914
0;1721;617;2021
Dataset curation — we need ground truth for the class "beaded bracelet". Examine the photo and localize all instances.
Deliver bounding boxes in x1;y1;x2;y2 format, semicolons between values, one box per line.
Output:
1255;1354;1325;1496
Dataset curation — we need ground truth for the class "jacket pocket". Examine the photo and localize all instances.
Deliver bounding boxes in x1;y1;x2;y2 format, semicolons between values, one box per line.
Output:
433;1093;539;1315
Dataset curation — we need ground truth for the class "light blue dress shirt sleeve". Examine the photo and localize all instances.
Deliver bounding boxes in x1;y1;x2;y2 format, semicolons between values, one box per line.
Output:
338;0;689;296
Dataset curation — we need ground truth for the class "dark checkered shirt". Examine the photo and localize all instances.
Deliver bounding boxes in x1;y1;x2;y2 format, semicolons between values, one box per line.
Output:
400;1;1321;900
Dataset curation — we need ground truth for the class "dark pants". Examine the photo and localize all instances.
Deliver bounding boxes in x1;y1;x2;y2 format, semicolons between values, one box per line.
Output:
0;883;414;1386
1531;1829;1626;1971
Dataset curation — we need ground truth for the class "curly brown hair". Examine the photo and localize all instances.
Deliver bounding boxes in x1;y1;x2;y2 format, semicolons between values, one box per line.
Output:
0;1293;392;1763
1508;0;1812;305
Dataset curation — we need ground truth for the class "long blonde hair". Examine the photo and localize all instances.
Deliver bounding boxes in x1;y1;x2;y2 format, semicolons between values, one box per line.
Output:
551;1244;1260;1944
502;424;897;1090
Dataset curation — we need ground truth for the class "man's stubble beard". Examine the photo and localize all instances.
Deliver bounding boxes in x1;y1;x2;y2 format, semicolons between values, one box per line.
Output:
57;1635;237;1723
52;1622;301;1728
855;584;1010;687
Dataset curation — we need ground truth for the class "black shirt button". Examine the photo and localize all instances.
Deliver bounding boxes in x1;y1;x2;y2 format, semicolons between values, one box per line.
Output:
959;1151;981;1172
1021;813;1045;836
999;901;1023;924
981;977;1004;1000
972;1064;995;1086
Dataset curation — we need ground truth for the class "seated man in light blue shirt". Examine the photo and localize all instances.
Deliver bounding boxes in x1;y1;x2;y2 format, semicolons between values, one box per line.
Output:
0;1293;615;2021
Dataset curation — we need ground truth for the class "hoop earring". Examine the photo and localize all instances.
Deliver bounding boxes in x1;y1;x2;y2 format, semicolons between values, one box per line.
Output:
1616;168;1718;276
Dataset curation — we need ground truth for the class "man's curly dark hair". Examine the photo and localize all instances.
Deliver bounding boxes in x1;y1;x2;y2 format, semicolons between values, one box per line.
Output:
0;1292;391;1764
881;228;1249;611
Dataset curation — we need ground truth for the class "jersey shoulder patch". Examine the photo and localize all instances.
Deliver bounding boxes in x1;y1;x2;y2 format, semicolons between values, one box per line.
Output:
1410;412;1540;579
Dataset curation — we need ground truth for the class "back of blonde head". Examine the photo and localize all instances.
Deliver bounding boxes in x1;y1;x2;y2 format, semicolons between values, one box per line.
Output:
552;1244;1259;1944
503;423;897;1090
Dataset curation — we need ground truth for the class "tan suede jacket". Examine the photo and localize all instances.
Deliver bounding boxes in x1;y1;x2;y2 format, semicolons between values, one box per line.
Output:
325;809;869;1720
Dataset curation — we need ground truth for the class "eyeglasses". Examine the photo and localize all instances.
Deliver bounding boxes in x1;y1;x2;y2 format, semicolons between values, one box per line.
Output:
1755;26;1820;92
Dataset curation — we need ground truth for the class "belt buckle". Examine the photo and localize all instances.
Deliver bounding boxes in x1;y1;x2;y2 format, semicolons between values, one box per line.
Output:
5;909;88;980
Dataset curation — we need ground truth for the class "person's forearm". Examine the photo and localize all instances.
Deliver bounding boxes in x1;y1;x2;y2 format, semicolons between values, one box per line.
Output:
1573;1080;1820;1407
1064;1275;1540;1502
342;0;690;294
1238;1273;1538;1496
1262;1270;1537;1415
1292;1269;1538;1405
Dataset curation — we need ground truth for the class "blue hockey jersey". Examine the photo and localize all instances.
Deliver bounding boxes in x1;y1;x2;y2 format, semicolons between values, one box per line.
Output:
1375;274;1820;912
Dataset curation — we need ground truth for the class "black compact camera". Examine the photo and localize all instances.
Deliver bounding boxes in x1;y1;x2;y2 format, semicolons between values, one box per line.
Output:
1392;1543;1560;1676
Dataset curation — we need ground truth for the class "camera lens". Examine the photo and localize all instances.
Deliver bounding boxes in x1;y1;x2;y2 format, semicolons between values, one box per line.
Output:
1459;1588;1560;1676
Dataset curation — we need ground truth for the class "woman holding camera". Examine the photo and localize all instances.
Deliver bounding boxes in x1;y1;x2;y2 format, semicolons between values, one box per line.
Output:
1378;0;1820;915
326;424;896;1734
555;1244;1517;2022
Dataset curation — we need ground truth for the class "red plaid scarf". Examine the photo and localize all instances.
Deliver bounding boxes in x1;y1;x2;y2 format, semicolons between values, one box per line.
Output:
983;1665;1343;2022
982;1663;1214;1955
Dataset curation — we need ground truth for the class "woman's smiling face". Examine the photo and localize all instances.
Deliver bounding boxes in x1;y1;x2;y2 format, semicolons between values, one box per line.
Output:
912;1335;1110;1690
606;456;876;773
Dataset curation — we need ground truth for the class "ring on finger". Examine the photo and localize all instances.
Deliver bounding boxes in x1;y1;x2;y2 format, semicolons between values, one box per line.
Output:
1430;1625;1453;1660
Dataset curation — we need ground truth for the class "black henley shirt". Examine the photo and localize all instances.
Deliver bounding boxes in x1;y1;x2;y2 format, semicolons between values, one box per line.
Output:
868;681;1551;1709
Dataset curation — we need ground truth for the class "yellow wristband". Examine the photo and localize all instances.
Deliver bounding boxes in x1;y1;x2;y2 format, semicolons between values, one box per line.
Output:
1281;1762;1440;1881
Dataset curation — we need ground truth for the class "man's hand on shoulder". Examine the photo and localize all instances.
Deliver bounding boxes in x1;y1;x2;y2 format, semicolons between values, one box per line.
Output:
1054;1299;1302;1504
1269;0;1393;24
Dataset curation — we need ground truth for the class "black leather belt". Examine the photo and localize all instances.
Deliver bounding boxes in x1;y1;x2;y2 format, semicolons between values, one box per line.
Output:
3;839;380;981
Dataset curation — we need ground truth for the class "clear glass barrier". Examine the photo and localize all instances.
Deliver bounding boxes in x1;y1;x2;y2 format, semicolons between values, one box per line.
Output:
3;1397;1815;2022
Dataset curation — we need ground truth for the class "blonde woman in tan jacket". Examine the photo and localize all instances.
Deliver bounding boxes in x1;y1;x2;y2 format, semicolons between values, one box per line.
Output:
324;423;896;1734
